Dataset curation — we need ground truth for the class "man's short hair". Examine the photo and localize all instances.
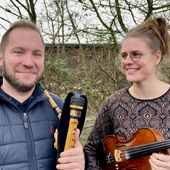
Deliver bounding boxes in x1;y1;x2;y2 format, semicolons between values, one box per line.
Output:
0;20;44;54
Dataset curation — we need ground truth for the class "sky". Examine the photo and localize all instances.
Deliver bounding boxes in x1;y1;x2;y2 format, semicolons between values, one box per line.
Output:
0;2;10;38
0;0;153;45
0;0;43;40
1;0;169;44
0;1;21;39
0;0;137;44
0;0;82;43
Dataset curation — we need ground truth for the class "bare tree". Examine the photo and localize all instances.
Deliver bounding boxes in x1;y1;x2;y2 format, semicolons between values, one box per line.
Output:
0;0;170;45
0;0;37;23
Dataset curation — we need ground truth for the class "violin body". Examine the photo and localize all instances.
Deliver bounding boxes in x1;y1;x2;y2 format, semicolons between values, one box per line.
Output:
102;128;166;170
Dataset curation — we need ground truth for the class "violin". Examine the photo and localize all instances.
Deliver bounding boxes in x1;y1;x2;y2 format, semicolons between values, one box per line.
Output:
102;127;168;170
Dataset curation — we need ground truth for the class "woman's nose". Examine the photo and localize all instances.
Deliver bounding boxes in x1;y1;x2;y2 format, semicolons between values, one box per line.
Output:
122;54;133;64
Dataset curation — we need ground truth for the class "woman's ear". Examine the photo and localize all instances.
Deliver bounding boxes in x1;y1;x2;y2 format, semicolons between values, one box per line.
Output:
155;51;162;66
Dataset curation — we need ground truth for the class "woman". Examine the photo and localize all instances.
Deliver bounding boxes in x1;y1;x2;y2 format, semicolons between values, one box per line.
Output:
84;15;170;170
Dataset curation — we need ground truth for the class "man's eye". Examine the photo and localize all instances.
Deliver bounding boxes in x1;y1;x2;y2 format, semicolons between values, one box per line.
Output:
34;53;43;58
34;53;42;57
35;53;41;56
15;51;23;54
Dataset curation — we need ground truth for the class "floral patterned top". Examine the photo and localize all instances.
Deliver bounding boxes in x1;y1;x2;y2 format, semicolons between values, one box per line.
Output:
84;87;170;170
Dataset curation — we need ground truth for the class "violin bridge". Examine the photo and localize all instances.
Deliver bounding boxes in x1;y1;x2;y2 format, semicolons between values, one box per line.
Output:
114;149;122;162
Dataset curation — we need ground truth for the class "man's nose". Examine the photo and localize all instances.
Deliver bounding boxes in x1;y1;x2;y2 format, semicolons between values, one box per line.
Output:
22;54;35;67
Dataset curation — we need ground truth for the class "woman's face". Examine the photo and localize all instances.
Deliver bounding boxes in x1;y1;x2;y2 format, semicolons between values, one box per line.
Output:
120;37;160;83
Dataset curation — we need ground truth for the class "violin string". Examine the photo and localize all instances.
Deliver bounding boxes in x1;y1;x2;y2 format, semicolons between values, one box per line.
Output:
127;140;170;153
108;139;170;160
126;140;170;158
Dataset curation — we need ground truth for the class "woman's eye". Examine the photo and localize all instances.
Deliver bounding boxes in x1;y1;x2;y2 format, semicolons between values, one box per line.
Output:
121;53;127;58
133;52;141;56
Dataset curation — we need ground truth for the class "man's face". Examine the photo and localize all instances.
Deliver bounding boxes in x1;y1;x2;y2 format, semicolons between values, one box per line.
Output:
0;27;45;92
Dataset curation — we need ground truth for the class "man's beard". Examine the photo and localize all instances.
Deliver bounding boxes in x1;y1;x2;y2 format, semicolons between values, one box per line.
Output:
2;61;43;93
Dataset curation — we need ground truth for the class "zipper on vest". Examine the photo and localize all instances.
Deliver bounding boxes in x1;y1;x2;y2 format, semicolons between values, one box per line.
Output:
22;112;37;169
23;113;28;128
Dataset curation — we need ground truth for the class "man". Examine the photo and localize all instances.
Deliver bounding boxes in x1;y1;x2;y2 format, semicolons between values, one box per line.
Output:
0;20;87;170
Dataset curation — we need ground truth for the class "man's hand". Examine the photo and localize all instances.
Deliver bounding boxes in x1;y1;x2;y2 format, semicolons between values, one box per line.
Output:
149;149;170;170
56;129;85;170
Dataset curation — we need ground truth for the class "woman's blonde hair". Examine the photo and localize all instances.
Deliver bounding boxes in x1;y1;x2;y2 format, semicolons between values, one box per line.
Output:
122;14;170;61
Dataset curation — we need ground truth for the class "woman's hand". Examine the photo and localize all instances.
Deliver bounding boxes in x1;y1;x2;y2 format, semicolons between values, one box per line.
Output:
149;149;170;170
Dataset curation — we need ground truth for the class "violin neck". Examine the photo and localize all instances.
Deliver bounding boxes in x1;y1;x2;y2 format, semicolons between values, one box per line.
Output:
125;139;170;159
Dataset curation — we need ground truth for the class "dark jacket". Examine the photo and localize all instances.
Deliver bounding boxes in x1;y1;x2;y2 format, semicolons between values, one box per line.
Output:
0;77;63;170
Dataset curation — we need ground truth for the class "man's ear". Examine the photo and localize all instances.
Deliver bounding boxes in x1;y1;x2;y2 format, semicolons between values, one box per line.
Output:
0;52;3;67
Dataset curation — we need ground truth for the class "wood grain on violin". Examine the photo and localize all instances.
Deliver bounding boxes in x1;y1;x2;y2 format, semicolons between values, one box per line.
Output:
102;128;168;170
